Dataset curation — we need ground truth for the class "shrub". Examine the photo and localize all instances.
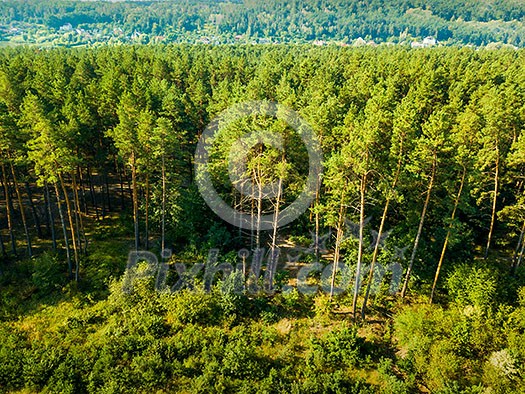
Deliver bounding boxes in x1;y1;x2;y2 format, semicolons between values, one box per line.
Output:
221;328;266;380
307;324;363;371
394;304;447;354
313;293;335;324
162;288;222;327
518;286;525;307
23;340;67;391
446;264;498;314
377;357;412;394
31;252;67;293
298;370;373;394
0;324;26;391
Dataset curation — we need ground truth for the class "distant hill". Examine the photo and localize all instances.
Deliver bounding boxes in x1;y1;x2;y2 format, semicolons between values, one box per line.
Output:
0;0;524;47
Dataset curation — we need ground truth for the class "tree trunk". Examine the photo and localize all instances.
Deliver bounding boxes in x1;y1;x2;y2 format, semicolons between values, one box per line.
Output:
25;181;43;238
253;154;263;251
330;187;346;299
361;195;391;318
72;174;87;255
0;231;6;259
9;162;32;257
117;157;125;210
401;155;436;298
512;220;525;272
352;173;367;320
87;166;99;220
430;166;466;304
361;147;403;319
45;181;57;251
267;166;283;292
54;182;72;279
43;181;51;234
485;154;499;259
233;188;239;240
145;173;150;250
131;153;140;251
1;163;16;256
100;173;106;218
71;177;81;253
161;155;166;256
250;179;255;250
59;172;79;281
516;231;525;269
125;164;133;216
256;184;262;251
314;175;321;261
104;169;111;212
78;167;88;216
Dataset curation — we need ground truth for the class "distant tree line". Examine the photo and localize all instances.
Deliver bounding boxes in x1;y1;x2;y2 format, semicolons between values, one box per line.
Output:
0;0;524;46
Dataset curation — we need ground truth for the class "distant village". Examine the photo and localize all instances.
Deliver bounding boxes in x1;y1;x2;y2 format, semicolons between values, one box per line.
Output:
0;20;519;50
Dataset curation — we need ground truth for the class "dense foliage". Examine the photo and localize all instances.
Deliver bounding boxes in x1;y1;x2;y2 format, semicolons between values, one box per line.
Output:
1;0;525;47
1;259;525;393
0;44;525;392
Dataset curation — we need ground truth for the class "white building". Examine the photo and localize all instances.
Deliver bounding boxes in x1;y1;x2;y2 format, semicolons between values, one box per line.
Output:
423;36;437;46
411;36;437;48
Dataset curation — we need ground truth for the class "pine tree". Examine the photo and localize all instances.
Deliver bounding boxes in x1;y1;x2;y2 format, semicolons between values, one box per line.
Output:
401;106;451;298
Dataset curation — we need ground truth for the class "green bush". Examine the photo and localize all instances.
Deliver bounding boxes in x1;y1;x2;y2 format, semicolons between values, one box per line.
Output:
446;264;498;313
221;326;267;380
298;370;373;394
23;340;67;391
377;357;413;394
313;293;335;324
307;324;363;371
31;252;68;293
162;288;222;327
0;324;26;391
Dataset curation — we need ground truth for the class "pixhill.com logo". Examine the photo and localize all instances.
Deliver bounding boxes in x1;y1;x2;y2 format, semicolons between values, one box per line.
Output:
123;244;403;297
